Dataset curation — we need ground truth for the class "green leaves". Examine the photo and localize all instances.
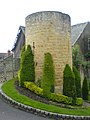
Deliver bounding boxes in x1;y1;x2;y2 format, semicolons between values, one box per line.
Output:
72;44;83;70
63;64;76;105
73;66;81;97
18;45;35;86
41;53;55;98
82;76;89;100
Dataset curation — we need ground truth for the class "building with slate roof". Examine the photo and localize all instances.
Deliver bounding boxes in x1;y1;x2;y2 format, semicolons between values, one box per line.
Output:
12;26;25;58
13;22;90;60
71;22;90;79
12;22;90;79
71;22;90;55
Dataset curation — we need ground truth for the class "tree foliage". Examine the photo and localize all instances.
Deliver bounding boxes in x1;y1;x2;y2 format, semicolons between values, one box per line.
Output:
18;45;35;86
82;76;89;100
73;66;82;97
63;64;76;105
84;51;90;59
72;44;82;70
41;53;55;98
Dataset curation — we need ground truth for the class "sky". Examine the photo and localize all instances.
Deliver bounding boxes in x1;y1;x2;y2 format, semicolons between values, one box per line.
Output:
0;0;90;53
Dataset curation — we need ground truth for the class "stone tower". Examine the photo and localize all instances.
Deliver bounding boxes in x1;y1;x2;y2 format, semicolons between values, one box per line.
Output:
25;11;72;93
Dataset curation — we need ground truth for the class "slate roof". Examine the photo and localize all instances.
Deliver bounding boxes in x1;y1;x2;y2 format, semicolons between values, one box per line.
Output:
12;26;25;51
20;26;25;34
12;22;89;51
71;22;88;46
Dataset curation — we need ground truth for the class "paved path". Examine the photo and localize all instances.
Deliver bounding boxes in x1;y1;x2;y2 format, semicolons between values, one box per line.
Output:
0;83;51;120
0;98;51;120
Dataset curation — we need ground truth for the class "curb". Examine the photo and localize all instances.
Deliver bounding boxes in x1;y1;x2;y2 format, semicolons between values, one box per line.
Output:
0;85;90;120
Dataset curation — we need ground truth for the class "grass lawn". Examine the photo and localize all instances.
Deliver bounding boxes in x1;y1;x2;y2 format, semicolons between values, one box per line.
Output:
2;78;90;116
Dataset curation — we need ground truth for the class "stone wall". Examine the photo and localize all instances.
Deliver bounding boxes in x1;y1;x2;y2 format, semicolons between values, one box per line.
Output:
25;11;72;93
0;55;20;82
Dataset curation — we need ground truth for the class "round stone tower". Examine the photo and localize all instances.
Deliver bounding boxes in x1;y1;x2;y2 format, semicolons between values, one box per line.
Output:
25;11;72;93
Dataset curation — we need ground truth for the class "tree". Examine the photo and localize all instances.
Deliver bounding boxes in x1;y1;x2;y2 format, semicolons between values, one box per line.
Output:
18;45;35;86
41;53;55;98
72;44;82;70
73;66;82;97
82;76;89;100
63;64;76;105
20;45;25;57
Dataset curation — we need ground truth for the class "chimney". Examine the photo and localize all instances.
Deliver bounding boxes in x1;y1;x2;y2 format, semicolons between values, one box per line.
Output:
7;50;11;56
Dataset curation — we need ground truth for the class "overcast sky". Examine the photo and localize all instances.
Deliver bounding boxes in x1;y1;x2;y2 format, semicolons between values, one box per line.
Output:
0;0;90;52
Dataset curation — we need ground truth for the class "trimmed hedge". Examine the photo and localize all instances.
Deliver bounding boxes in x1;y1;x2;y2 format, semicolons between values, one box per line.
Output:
50;93;83;106
76;98;83;106
24;82;43;96
50;93;72;105
24;81;83;106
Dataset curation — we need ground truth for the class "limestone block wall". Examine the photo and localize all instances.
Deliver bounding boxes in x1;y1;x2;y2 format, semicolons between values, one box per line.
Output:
0;56;20;83
25;11;72;93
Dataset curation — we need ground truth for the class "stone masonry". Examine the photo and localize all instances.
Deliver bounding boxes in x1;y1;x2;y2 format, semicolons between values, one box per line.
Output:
0;55;20;82
25;11;72;93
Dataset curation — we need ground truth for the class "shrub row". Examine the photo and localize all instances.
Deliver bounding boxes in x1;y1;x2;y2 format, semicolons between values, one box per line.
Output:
24;81;83;106
76;98;83;106
50;93;72;105
50;93;83;106
24;82;43;96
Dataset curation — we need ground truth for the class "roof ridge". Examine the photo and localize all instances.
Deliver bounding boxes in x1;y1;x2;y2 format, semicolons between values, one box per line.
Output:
72;22;89;27
71;22;90;45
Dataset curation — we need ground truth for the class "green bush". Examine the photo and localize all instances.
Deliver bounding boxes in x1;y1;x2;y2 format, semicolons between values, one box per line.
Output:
76;98;83;106
24;82;83;106
82;76;89;100
72;44;82;70
20;45;25;57
19;45;35;86
24;82;43;96
18;46;25;86
84;51;90;59
50;93;72;105
50;93;83;106
73;66;81;97
41;53;55;98
63;64;76;105
63;64;76;96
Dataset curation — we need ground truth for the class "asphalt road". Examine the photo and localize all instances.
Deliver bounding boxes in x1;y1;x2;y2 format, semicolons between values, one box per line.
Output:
0;98;51;120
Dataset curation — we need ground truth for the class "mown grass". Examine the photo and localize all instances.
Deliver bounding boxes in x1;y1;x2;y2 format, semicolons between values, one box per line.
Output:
2;78;90;116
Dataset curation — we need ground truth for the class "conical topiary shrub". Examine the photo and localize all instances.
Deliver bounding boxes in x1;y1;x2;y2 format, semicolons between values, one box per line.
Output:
63;64;76;105
41;53;55;98
18;45;35;86
82;76;89;100
73;66;82;97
